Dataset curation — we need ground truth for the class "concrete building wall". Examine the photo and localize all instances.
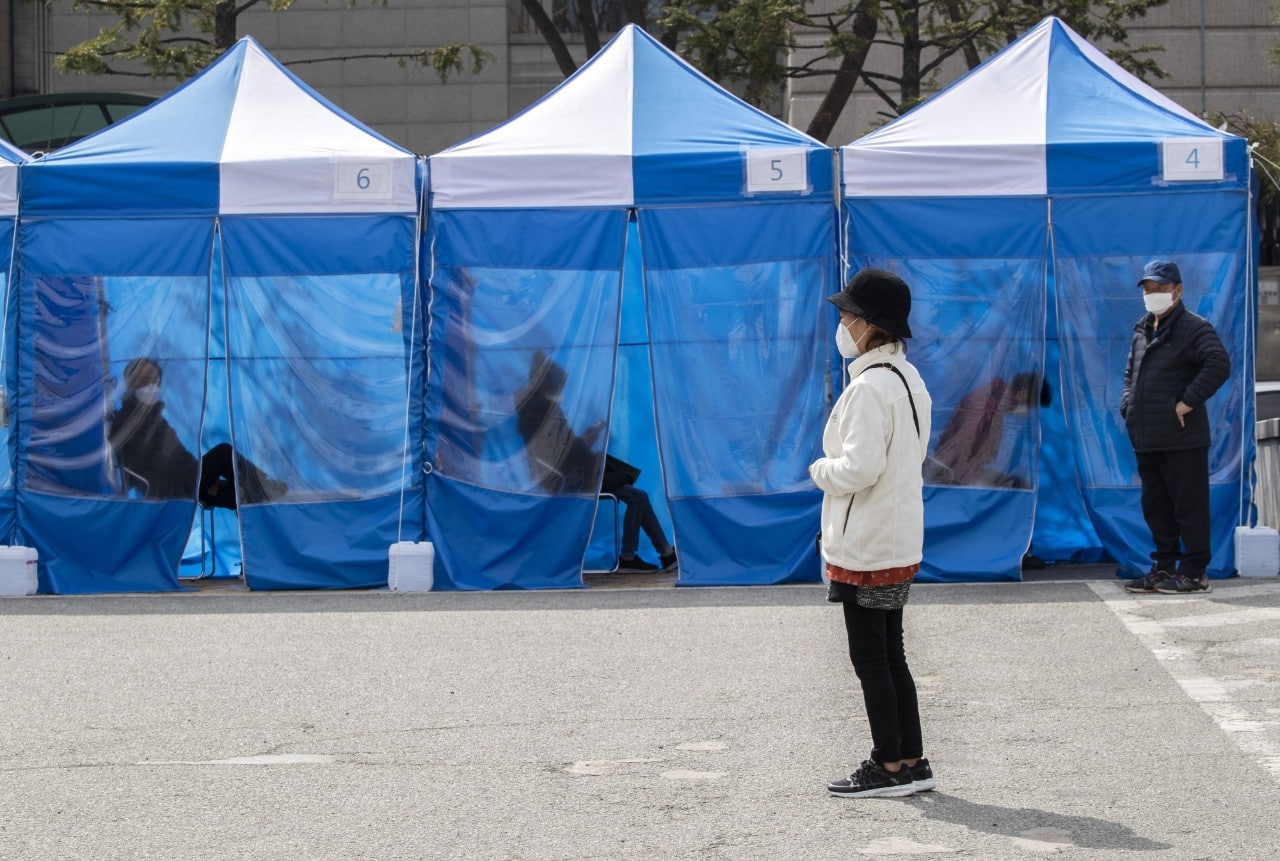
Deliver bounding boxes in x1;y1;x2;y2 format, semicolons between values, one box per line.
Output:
15;0;513;156
9;0;1280;154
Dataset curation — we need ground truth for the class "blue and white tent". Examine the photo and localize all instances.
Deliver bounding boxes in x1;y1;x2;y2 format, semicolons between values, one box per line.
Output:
18;37;422;593
842;17;1254;581
426;24;836;589
0;138;25;545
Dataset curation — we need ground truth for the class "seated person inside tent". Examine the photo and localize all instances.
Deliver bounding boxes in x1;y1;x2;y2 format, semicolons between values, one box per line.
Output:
928;371;1050;489
108;357;287;509
514;352;678;573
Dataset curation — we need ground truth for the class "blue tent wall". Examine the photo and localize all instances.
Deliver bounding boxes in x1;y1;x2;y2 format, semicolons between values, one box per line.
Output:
221;215;423;590
844;188;1253;581
639;201;833;585
843;196;1048;581
15;216;211;592
425;200;836;589
424;209;626;590
1053;190;1254;578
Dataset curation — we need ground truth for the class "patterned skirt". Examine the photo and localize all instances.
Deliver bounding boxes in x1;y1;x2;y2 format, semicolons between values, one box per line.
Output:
825;562;919;610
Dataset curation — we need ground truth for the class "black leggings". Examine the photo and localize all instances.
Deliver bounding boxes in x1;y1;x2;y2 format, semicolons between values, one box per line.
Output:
842;600;923;764
197;443;276;510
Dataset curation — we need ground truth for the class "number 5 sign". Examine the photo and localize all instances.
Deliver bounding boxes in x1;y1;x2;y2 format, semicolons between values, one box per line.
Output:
1162;138;1224;182
333;161;393;201
745;147;809;193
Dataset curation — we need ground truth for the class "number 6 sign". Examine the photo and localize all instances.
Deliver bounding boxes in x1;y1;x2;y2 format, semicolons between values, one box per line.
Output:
333;161;393;200
745;148;808;193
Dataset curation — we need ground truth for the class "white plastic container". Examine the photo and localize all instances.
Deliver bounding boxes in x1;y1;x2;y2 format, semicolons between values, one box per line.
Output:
0;546;38;596
1234;526;1280;577
388;541;434;592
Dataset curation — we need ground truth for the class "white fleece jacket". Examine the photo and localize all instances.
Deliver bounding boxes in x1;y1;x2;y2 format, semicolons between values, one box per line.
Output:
809;344;932;571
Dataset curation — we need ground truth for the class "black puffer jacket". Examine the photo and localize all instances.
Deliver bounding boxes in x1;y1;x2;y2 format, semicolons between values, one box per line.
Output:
107;395;199;499
1120;302;1230;452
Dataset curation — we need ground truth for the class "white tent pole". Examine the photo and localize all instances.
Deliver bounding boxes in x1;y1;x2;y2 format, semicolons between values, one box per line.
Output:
0;207;18;431
1243;182;1256;527
397;171;427;544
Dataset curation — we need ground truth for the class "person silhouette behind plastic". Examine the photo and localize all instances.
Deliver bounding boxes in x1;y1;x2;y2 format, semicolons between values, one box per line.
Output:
514;351;677;573
108;357;286;509
929;371;1050;489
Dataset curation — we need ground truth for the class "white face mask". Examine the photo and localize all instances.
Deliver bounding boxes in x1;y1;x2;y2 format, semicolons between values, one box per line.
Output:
1143;291;1175;316
836;323;861;358
134;384;160;405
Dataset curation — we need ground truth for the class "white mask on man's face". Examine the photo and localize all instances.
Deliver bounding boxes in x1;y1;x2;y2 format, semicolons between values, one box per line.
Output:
1143;291;1175;316
134;384;160;405
836;322;861;358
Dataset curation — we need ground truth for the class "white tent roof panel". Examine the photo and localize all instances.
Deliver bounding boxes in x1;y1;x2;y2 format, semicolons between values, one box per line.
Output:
843;17;1243;198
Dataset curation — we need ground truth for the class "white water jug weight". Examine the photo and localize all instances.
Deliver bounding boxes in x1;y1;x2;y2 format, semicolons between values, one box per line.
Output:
0;546;38;596
388;541;434;591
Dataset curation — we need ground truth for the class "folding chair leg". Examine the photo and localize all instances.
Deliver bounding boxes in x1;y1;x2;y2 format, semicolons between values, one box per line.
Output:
584;493;622;575
199;505;216;579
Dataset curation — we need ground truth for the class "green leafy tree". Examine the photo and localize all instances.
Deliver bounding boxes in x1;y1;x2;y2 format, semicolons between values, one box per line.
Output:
525;0;1169;142
1210;111;1280;204
52;0;493;82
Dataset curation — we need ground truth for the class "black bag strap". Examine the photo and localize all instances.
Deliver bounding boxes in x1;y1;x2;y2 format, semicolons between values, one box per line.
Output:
860;362;920;439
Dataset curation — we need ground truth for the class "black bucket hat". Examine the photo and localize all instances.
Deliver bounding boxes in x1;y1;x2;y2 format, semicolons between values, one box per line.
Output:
827;268;913;339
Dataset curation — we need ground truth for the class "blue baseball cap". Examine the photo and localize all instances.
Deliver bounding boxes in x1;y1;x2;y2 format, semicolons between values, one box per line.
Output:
1138;260;1182;286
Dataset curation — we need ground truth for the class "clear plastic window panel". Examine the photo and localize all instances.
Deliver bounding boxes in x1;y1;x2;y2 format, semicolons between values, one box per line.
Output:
646;259;828;499
860;258;1047;490
26;274;209;498
432;265;621;496
1055;252;1247;488
224;273;411;503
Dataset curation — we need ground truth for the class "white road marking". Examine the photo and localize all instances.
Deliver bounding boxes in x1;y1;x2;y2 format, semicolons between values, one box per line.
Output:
1159;607;1280;628
1090;582;1280;780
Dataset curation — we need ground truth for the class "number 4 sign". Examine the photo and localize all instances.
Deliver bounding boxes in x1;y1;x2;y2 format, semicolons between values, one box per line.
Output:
1162;138;1224;182
745;148;809;193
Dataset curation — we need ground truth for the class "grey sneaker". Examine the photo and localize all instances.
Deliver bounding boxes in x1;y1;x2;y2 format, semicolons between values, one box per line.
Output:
1154;572;1212;594
827;759;916;798
1124;567;1173;593
906;758;935;792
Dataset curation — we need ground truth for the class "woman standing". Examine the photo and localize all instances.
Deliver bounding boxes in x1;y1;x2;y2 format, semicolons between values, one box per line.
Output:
808;268;934;799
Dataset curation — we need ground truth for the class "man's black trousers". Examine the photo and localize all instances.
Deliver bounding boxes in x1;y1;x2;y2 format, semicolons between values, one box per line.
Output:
1135;446;1211;575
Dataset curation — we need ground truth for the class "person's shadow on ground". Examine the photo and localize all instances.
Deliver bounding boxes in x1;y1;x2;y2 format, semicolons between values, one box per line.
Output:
914;792;1171;851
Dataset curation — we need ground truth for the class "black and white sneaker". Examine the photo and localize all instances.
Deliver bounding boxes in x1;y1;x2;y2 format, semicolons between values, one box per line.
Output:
827;759;916;798
906;758;935;792
616;556;660;574
660;550;678;572
1155;572;1212;594
1124;567;1173;593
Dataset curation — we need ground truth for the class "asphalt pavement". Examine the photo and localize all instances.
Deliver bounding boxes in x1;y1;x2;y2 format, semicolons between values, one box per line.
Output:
1;568;1278;860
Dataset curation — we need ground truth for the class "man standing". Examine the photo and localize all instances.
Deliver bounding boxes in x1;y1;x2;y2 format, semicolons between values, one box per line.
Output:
1121;260;1231;594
